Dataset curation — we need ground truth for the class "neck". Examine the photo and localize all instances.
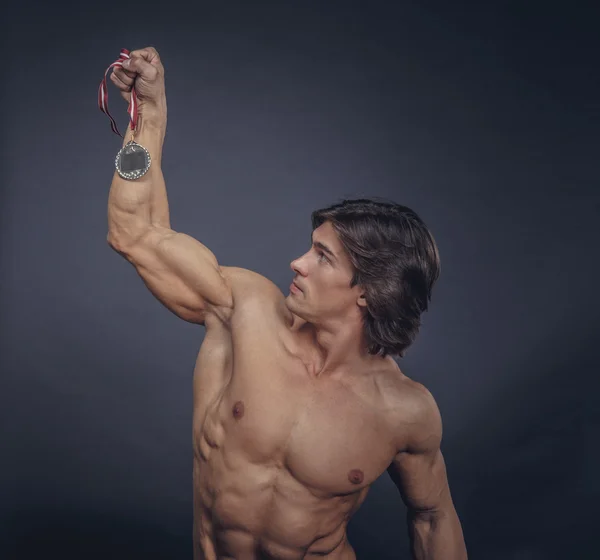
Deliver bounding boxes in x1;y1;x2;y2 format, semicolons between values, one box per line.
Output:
291;311;380;377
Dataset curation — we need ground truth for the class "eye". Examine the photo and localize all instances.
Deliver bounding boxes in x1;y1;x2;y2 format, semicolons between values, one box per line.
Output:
317;251;329;264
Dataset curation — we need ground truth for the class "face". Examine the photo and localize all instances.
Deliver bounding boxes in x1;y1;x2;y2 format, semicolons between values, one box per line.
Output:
287;221;367;323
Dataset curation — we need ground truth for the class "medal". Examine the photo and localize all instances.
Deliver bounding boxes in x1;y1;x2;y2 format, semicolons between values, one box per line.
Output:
115;140;151;180
98;48;152;180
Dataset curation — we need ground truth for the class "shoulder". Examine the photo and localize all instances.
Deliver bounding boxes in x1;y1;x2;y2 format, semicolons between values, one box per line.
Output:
220;266;285;303
406;381;443;453
221;266;276;291
220;266;293;324
380;372;443;455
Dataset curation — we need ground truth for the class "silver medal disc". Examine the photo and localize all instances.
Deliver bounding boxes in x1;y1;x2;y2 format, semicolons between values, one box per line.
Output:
115;140;151;180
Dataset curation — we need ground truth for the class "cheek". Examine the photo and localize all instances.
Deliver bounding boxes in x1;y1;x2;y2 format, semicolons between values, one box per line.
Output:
309;268;347;298
316;276;345;300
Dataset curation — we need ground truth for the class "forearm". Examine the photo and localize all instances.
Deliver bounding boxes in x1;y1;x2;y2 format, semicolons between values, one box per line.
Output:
408;508;467;560
107;103;170;248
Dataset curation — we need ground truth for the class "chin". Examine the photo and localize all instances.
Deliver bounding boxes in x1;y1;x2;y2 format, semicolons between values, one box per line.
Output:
284;295;297;312
285;296;306;318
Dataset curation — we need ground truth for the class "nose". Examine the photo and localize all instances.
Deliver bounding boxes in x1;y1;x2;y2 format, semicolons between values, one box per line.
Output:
290;255;308;277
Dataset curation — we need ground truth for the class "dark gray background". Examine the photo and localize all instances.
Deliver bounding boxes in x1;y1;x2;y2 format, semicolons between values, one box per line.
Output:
1;1;598;559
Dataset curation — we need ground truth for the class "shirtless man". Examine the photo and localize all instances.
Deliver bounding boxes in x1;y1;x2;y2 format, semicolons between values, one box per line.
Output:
107;47;467;560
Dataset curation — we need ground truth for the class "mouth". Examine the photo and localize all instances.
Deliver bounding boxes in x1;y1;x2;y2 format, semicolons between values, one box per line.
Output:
290;281;303;294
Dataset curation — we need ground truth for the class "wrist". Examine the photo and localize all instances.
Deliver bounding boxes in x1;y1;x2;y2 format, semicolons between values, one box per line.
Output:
139;99;167;126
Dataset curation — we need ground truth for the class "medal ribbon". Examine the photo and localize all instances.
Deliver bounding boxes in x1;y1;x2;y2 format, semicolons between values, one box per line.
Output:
98;49;138;138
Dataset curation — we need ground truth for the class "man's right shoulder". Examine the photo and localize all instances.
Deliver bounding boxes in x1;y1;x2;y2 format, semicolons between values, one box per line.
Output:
219;266;290;320
220;266;278;295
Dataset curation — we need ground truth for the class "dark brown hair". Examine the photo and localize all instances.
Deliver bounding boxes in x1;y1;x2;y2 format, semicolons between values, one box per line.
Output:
312;198;440;357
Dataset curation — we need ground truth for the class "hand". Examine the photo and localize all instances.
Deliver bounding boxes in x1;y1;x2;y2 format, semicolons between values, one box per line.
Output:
110;46;166;115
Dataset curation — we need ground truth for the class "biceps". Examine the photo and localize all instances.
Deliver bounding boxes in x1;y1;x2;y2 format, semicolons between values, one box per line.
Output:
118;227;233;324
388;448;450;514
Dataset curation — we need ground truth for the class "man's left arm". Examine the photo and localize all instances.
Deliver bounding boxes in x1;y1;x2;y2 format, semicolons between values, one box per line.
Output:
386;386;468;560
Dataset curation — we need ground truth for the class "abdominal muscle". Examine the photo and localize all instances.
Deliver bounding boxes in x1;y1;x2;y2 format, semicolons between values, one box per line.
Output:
190;311;365;559
192;446;361;560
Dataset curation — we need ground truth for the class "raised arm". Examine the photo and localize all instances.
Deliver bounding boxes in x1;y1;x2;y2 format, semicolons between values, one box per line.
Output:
106;47;233;326
106;47;170;235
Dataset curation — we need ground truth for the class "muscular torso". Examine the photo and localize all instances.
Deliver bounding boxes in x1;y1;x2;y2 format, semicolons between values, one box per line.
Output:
191;269;417;559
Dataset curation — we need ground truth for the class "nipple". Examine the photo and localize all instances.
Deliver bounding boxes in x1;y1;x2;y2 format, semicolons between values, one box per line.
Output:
232;401;245;419
348;469;364;485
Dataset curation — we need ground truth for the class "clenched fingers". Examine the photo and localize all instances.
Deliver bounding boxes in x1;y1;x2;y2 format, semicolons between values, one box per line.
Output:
111;67;134;88
127;47;163;71
122;47;162;81
111;46;166;107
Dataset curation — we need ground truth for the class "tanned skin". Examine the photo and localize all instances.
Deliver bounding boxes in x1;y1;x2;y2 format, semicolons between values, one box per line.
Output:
107;47;467;560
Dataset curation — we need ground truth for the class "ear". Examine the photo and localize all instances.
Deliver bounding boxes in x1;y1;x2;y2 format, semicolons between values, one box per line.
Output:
356;292;368;308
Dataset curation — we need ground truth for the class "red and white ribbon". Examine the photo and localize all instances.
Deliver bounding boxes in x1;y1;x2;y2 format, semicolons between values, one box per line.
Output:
98;48;138;138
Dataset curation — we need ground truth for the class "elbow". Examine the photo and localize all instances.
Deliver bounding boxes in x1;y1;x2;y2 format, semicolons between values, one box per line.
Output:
107;233;129;256
106;229;146;255
409;506;446;527
107;234;138;264
107;233;121;251
409;506;468;560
